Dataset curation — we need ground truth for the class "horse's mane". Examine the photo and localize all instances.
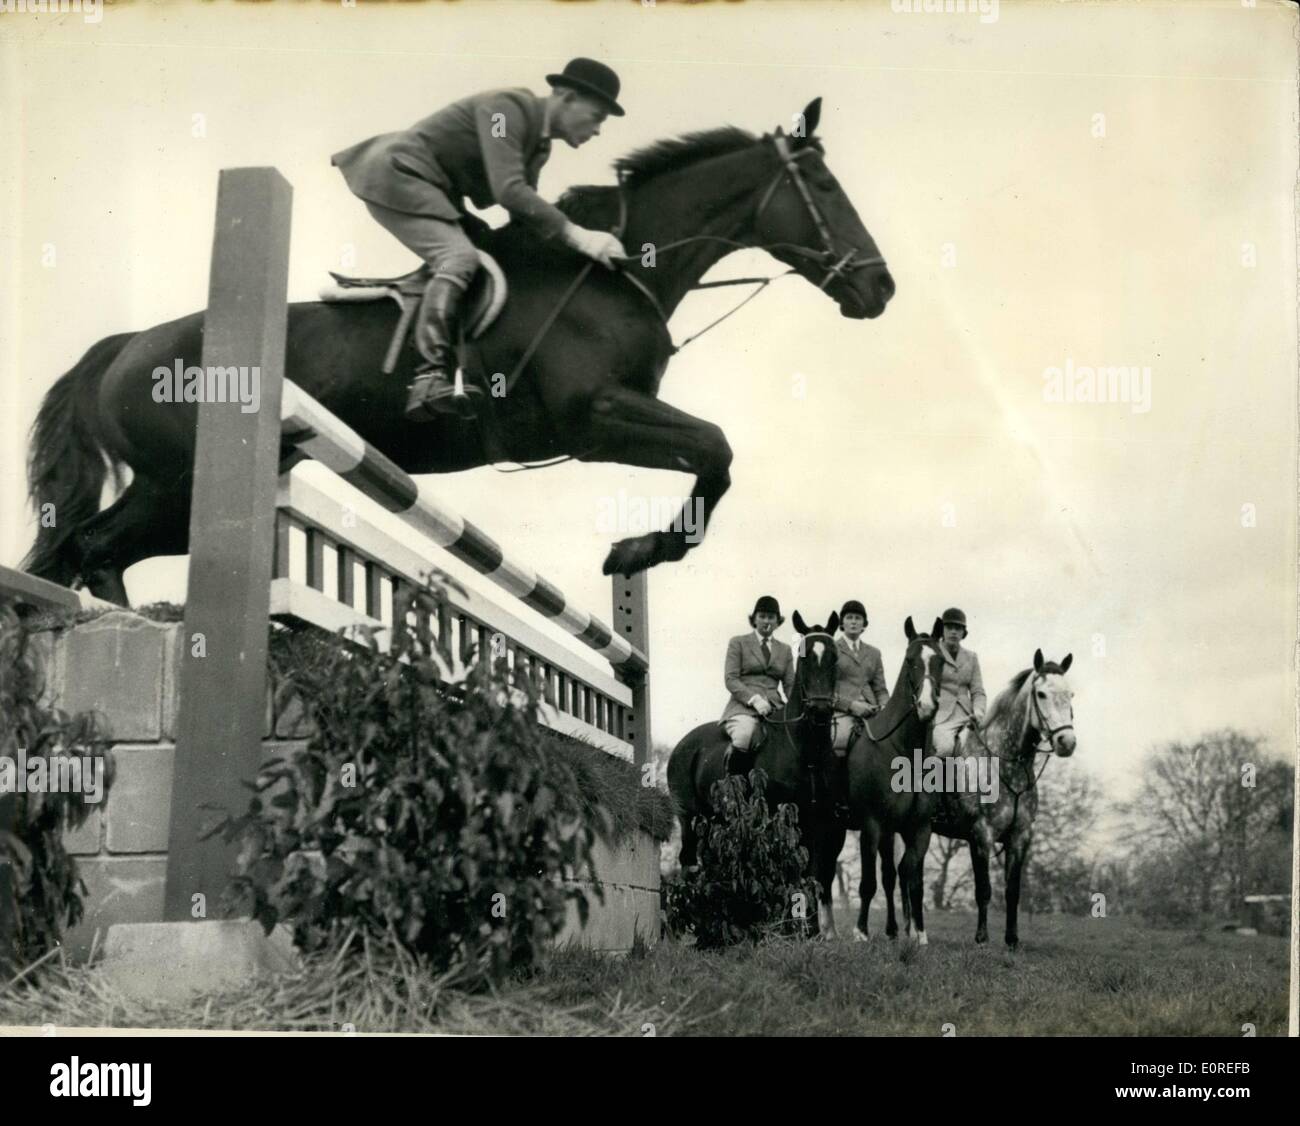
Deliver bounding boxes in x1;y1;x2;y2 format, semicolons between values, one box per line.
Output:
557;126;759;228
983;663;1068;730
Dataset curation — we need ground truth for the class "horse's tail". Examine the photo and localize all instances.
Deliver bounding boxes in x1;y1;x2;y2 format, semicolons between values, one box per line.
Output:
21;333;133;583
666;730;703;820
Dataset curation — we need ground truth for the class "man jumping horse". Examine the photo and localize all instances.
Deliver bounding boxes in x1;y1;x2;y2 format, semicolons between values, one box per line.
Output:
331;57;629;420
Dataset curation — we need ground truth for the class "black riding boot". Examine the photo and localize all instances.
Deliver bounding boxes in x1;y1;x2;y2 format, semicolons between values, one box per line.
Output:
724;745;752;777
405;276;483;421
833;752;852;827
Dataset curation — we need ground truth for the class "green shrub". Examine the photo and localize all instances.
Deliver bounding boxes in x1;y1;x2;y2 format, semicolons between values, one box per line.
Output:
211;584;616;988
0;602;112;970
663;771;819;948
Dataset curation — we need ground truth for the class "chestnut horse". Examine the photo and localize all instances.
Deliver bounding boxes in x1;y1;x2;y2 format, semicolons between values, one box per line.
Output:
816;619;945;942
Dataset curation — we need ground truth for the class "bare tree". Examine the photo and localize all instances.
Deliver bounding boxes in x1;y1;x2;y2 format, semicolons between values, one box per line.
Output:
1020;766;1104;913
1118;729;1292;916
927;835;972;909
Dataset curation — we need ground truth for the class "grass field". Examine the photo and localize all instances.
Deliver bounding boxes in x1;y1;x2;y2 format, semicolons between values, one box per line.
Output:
1;907;1289;1036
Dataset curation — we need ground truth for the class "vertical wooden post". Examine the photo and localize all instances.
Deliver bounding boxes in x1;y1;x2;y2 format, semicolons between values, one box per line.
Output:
163;168;292;922
611;571;651;767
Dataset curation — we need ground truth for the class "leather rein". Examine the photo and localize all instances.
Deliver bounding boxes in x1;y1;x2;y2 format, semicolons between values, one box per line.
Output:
615;133;887;350
760;630;837;728
488;133;884;470
956;674;1072;798
862;644;941;742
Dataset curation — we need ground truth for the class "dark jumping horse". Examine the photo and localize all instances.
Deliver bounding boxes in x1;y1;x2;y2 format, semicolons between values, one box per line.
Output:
816;618;945;943
22;98;893;603
926;650;1076;948
667;610;841;931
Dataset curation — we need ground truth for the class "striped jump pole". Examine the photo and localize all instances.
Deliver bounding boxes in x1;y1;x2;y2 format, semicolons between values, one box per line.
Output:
280;380;649;677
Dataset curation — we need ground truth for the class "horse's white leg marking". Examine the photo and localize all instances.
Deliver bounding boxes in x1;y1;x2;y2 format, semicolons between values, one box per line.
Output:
853;926;871;943
917;929;928;947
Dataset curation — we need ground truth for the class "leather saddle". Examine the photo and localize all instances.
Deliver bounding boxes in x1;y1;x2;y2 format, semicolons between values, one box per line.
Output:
319;248;508;374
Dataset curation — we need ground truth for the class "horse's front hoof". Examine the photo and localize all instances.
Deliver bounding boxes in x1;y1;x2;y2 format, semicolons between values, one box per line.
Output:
917;931;929;947
853;927;871;943
1006;937;1019;951
602;533;661;576
975;929;988;944
603;530;691;576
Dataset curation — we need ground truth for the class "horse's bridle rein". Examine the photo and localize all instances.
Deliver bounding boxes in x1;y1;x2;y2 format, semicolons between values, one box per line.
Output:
754;134;886;291
612;133;888;347
863;642;940;741
957;673;1072;801
490;133;888;469
1028;673;1074;745
762;630;837;728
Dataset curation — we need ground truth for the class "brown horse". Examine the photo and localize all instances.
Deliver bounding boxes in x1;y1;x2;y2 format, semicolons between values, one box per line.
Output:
22;98;892;603
816;619;945;942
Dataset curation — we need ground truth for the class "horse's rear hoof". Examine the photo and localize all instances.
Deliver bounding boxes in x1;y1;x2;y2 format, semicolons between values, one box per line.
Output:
853;927;870;943
975;930;988;944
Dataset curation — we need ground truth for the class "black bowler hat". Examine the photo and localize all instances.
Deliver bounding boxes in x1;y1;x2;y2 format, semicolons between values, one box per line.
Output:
748;595;784;626
546;57;626;116
839;600;867;624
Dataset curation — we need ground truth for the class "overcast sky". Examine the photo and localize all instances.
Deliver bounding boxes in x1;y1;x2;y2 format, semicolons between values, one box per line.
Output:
2;0;1296;798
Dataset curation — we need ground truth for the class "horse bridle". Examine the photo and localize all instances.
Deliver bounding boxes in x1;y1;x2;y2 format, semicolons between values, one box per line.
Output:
753;133;886;291
957;673;1071;804
491;134;888;468
762;629;837;728
863;641;940;741
1028;672;1075;746
613;134;888;333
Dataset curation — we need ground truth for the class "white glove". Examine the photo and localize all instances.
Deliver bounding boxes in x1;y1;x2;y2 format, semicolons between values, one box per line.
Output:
561;221;626;268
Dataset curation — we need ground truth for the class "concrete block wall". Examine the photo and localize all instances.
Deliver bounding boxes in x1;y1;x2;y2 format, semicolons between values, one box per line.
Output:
33;612;660;960
558;832;663;951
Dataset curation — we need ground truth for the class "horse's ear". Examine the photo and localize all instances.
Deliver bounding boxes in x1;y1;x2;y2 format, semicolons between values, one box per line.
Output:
794;97;822;145
931;617;943;640
1034;649;1044;673
792;610;808;635
827;611;839;637
1060;653;1073;673
904;616;917;641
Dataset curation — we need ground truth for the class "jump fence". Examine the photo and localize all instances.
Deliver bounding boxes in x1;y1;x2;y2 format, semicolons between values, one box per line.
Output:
159;167;651;921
